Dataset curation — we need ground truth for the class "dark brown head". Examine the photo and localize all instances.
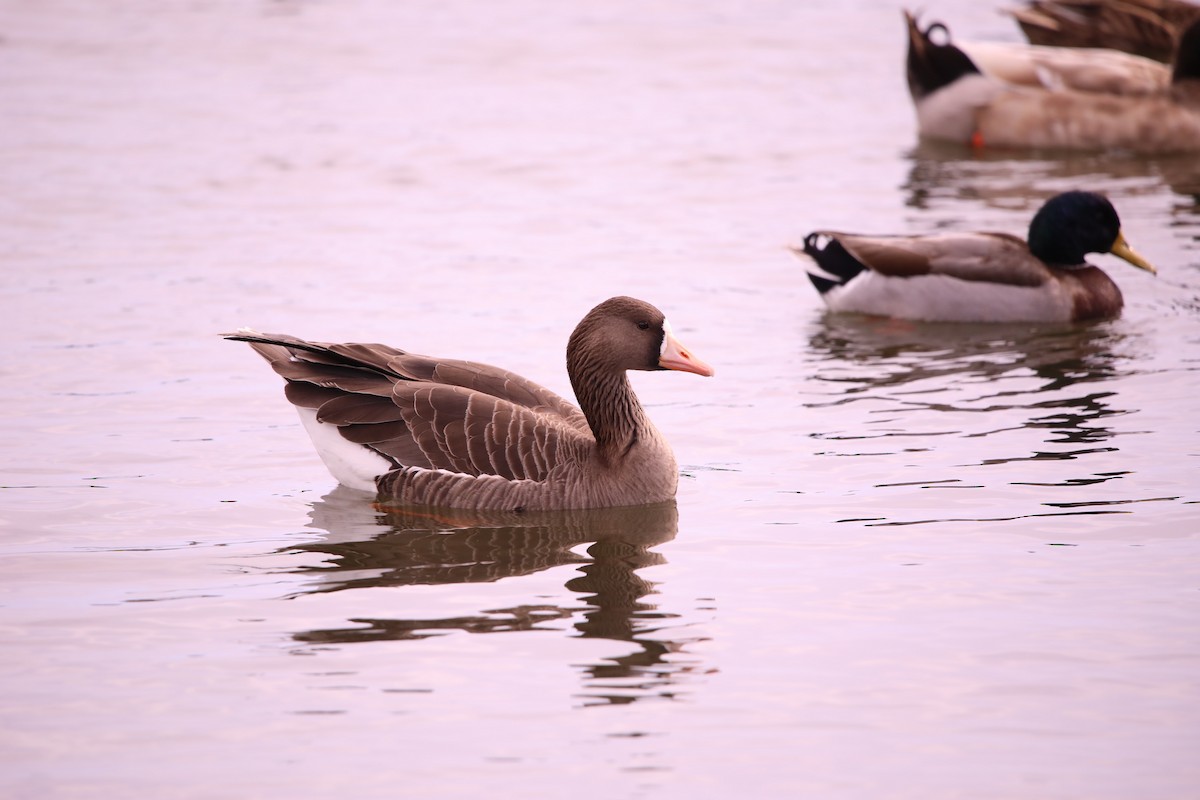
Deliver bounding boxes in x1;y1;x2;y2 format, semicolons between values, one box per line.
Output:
566;296;713;378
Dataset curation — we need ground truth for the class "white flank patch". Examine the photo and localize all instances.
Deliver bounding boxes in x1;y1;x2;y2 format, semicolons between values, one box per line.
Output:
917;74;1003;142
826;271;1067;323
296;407;392;492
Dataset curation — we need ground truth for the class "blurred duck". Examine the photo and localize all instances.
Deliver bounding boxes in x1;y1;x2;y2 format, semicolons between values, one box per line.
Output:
794;191;1156;324
904;10;1200;152
961;37;1169;95
1007;0;1200;63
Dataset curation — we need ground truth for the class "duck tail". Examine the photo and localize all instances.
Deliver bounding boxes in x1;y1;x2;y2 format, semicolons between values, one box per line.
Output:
797;233;865;296
904;9;981;101
1173;18;1200;84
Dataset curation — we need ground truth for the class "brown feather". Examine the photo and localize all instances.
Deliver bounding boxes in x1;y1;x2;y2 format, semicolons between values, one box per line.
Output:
833;232;1051;287
284;382;344;410
1008;0;1200;62
316;394;404;426
337;421;410;446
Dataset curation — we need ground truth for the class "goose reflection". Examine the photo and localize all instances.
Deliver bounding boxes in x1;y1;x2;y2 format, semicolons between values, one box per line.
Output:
285;489;705;705
804;314;1134;467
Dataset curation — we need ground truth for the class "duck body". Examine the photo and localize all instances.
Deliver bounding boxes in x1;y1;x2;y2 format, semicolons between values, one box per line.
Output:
799;231;1122;323
796;191;1156;324
228;296;713;511
959;82;1200;152
905;11;1200;153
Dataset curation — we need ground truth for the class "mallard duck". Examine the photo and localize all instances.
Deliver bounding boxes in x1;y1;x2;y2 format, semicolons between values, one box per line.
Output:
904;10;1200;152
1007;0;1200;63
793;191;1157;323
227;296;714;511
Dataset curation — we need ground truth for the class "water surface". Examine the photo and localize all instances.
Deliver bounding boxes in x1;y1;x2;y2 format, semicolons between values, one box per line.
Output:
2;1;1198;798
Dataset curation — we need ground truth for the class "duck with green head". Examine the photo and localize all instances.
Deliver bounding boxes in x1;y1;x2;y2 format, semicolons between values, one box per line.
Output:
795;191;1157;323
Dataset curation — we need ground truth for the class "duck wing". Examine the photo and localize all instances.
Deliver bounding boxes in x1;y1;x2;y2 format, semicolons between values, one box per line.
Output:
962;41;1169;95
808;231;1052;287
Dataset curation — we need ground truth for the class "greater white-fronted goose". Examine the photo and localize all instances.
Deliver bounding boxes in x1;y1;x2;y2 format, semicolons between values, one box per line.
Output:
903;10;1200;153
794;191;1157;323
227;296;713;511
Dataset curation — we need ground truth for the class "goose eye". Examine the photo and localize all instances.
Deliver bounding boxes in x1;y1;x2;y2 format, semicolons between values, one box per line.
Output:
637;321;650;330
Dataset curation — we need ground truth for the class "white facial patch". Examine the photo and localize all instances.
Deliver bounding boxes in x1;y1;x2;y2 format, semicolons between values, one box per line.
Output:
660;318;673;356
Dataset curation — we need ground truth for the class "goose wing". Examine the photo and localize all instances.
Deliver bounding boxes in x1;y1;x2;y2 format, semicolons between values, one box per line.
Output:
319;381;586;481
232;333;588;428
227;332;592;480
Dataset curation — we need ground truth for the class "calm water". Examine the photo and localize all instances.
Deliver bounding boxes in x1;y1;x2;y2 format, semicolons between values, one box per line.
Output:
2;1;1198;797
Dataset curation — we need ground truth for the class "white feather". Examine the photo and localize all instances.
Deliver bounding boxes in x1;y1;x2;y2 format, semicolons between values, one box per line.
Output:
824;271;1068;323
961;41;1168;96
295;407;391;493
915;73;1003;141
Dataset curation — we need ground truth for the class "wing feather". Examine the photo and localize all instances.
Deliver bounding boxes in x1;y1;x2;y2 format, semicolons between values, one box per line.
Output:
228;331;592;484
389;353;588;431
316;393;404;426
833;231;1051;287
387;382;586;481
464;397;496;474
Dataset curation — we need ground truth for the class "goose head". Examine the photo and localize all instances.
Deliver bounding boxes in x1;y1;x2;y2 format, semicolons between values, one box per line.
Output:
566;296;714;379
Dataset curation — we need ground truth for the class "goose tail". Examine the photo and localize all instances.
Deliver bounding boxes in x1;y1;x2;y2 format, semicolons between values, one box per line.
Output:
903;9;982;101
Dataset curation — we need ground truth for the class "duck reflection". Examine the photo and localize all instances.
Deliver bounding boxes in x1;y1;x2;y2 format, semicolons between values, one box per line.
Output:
807;314;1126;391
902;140;1200;214
286;489;703;705
804;314;1132;466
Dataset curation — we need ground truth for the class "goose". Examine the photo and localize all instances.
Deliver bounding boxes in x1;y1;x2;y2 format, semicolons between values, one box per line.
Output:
903;10;1200;152
793;191;1157;323
1006;0;1200;63
226;296;713;511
